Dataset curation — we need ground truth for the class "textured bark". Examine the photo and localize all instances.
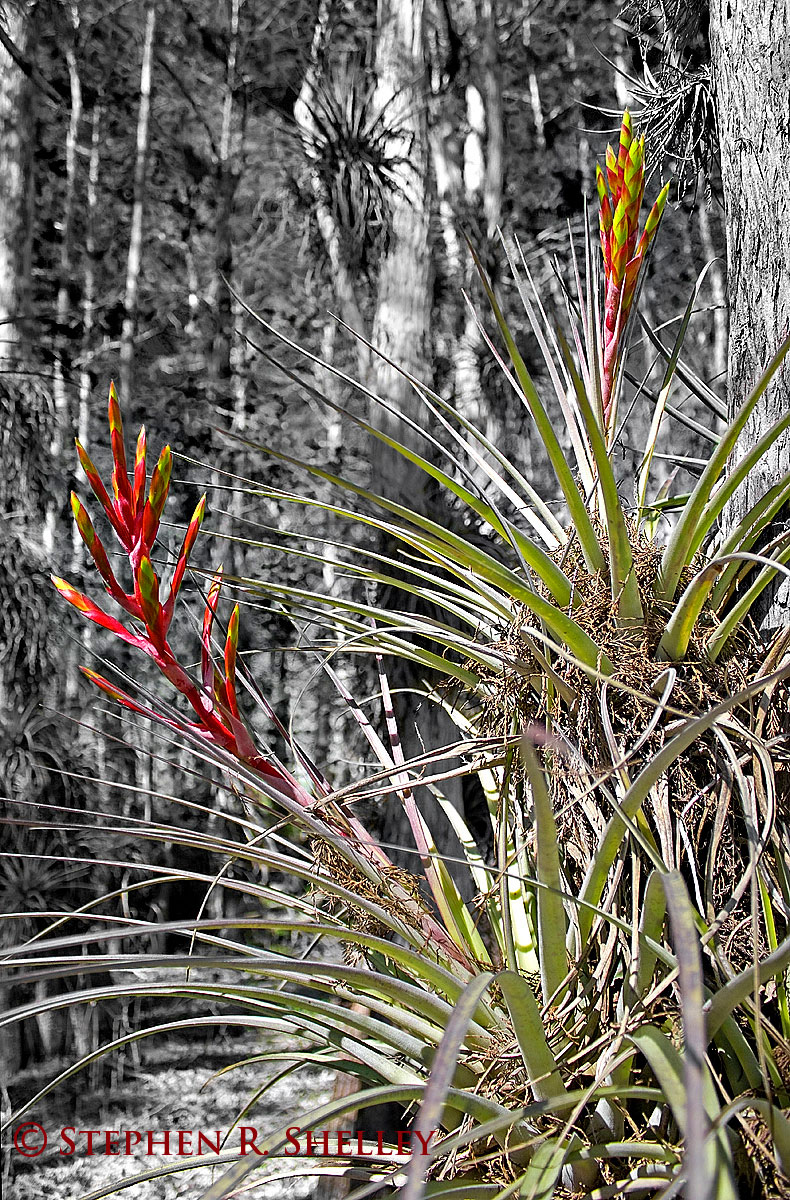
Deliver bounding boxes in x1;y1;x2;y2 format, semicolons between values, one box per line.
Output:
293;0;371;377
710;0;790;631
461;0;503;439
119;2;156;405
0;0;44;716
370;0;432;506
210;0;250;580
0;0;43;1078
432;0;504;448
0;2;33;384
211;0;240;400
371;0;465;869
74;100;103;567
44;28;81;556
480;0;502;240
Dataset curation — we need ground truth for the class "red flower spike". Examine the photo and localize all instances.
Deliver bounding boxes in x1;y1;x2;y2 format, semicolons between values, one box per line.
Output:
70;490;98;553
624;140;643;234
75;440;129;547
622;257;643;315
52;575;147;649
108;382;132;508
135;555;164;640
70;493;131;609
163;494;206;631
57;390;476;971
597;112;670;432
201;567;223;691
635;134;646;215
80;667;206;739
595;164;607;212
80;666;141;709
615;110;632;191
610;199;628;292
133;426;147;518
643;182;670;242
605;143;618;199
224;604;241;720
149;444;172;516
141;445;173;550
596;168;612;232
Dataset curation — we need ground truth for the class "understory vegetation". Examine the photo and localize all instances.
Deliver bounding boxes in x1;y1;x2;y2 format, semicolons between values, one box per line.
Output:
4;109;790;1200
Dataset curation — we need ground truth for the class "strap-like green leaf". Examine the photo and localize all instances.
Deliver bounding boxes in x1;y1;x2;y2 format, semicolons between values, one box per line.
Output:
577;656;790;948
687;404;790;565
631;1026;737;1200
520;739;568;1005
638;265;715;514
244;447;613;674
706;922;790;1040
498;971;568;1104
662;872;708;1200
708;472;790;611
657;561;727;661
468;240;605;575
706;545;790;662
558;331;643;623
635;870;666;1000
658;329;790;601
402;973;501;1200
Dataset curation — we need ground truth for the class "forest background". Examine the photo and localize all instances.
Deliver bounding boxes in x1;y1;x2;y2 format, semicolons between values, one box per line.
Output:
0;0;725;1075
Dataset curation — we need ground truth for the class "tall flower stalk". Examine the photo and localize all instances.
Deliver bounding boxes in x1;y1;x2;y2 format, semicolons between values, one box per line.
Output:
596;110;669;433
52;382;474;971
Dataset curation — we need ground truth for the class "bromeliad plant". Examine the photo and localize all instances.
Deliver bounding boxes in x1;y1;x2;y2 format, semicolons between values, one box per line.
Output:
4;108;790;1199
51;383;473;974
225;106;790;914
597;111;670;433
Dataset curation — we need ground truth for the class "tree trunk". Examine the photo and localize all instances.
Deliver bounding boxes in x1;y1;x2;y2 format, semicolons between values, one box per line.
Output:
0;2;34;395
211;0;240;402
431;0;504;463
44;28;82;555
210;0;250;581
710;0;790;632
293;0;371;378
370;0;433;506
0;0;43;1077
0;0;43;712
370;0;465;862
119;1;156;406
74;101;103;567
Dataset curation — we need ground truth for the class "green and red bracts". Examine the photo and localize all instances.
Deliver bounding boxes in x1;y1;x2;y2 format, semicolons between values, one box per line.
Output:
597;111;669;430
53;383;475;972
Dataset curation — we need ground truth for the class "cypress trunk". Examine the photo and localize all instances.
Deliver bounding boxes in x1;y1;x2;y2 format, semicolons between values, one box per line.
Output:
710;0;790;632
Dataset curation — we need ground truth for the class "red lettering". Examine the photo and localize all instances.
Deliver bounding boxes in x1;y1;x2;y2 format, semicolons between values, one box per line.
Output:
59;1128;76;1156
397;1130;411;1155
197;1131;221;1155
104;1130;121;1156
80;1130;101;1155
335;1130;352;1156
284;1126;302;1155
177;1131;192;1155
306;1129;331;1155
356;1131;374;1156
146;1131;171;1154
412;1129;436;1155
375;1132;394;1157
124;1131;142;1155
240;1127;265;1156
